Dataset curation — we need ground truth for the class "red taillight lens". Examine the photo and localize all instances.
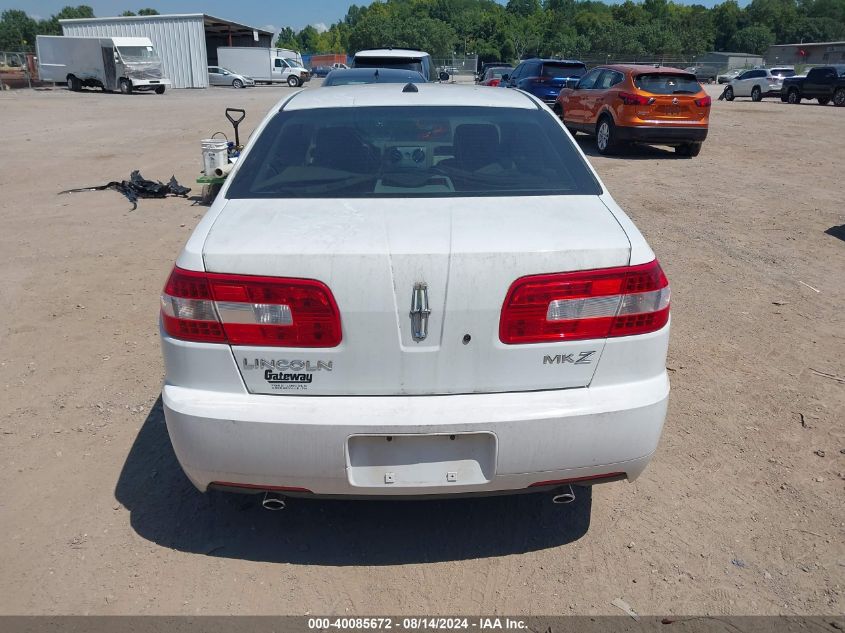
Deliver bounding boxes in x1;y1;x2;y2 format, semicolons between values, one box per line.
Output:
489;79;500;87
499;260;670;344
619;91;655;106
161;267;341;347
694;95;712;107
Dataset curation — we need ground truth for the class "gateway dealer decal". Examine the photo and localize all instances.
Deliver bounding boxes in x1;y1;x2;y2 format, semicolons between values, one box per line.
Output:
242;358;332;391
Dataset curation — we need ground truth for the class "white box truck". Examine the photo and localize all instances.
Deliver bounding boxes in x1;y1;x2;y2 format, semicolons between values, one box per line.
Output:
217;47;310;87
36;35;171;94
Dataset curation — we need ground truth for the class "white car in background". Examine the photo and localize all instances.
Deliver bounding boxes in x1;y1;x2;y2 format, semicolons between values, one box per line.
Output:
159;84;671;507
207;66;254;89
724;67;796;101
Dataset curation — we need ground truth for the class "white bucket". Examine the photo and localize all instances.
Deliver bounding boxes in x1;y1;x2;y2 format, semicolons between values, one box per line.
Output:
201;139;228;176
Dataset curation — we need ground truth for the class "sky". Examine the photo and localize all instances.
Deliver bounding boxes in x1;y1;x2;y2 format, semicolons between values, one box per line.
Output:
3;0;742;35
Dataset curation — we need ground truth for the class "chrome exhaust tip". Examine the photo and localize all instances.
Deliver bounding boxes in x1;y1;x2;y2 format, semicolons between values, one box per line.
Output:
552;485;576;505
262;492;287;511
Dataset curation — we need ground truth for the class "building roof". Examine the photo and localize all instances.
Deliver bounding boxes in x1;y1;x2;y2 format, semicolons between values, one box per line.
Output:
281;83;538;111
767;41;845;48
59;14;274;36
704;51;763;57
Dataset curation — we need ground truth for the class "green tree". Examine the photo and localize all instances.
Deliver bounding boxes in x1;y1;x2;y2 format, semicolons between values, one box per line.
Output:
712;0;743;50
275;27;299;49
506;0;541;17
36;5;96;37
0;9;37;50
729;24;776;54
138;8;159;15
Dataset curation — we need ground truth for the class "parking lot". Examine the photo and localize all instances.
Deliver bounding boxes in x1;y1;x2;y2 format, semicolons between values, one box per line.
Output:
0;81;842;615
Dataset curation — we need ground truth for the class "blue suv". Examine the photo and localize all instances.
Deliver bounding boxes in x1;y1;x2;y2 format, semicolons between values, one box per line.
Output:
501;59;587;105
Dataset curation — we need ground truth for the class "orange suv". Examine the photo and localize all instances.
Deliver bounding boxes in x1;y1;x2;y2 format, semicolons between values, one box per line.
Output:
554;65;711;156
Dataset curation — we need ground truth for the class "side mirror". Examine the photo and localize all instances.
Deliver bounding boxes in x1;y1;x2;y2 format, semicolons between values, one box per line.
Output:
113;51;120;62
439;71;450;82
566;77;579;89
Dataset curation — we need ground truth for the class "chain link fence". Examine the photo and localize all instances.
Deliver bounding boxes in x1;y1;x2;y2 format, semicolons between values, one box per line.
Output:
432;56;479;83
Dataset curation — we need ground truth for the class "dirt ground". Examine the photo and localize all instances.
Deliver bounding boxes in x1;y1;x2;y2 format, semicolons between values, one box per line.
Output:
0;81;842;616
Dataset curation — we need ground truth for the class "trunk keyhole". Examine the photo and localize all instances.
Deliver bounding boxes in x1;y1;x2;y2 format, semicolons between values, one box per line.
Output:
462;334;471;345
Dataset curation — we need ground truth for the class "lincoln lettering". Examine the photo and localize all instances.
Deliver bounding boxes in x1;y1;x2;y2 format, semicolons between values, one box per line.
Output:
243;358;332;372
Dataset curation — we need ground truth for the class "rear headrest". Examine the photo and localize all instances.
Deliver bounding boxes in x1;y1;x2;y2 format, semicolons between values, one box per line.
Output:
453;123;500;171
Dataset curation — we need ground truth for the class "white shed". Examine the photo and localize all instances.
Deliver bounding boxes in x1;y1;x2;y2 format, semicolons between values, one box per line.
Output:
60;14;274;88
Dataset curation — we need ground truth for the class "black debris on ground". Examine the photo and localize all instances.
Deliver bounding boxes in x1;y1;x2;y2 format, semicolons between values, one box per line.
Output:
59;171;191;211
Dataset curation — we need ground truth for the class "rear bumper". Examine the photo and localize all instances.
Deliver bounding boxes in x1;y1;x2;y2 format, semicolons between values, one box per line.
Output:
615;125;708;144
163;371;669;497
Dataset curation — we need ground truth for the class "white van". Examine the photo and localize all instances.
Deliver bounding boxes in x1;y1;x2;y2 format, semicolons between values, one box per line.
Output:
36;35;171;94
217;47;310;87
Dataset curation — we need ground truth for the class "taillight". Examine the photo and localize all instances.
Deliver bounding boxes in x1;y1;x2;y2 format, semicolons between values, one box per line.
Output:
161;267;341;347
619;92;655;106
499;260;670;344
694;95;712;107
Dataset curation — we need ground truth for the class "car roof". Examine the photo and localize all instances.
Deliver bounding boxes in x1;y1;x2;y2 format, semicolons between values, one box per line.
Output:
603;64;696;75
520;58;585;64
280;83;538;111
326;68;424;78
354;49;429;58
323;68;426;84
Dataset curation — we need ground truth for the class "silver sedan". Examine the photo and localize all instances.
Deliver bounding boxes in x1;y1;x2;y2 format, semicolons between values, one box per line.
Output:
208;66;254;89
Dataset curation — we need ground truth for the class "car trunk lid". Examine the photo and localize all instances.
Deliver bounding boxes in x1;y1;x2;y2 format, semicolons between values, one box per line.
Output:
203;196;631;395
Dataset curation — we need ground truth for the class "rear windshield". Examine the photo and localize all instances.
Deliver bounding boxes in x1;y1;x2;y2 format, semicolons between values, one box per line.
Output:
542;63;586;78
487;67;512;78
634;73;700;94
354;57;423;75
226;106;602;199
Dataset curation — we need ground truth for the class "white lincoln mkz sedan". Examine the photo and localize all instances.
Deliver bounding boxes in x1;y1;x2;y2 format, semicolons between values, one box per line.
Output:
160;83;670;506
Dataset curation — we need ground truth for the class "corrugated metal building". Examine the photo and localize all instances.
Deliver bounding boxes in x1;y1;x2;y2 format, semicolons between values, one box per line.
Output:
765;41;845;66
61;14;274;88
697;51;764;71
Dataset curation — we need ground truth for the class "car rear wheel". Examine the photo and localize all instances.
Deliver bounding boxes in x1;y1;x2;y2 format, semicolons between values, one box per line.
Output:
817;97;829;105
595;117;617;155
119;78;132;95
67;75;81;91
675;142;702;158
834;88;845;107
724;86;734;101
787;89;800;104
751;86;762;102
232;79;244;89
288;75;300;88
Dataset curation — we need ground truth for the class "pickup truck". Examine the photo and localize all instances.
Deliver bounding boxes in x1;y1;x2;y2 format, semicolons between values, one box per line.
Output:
781;65;845;105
